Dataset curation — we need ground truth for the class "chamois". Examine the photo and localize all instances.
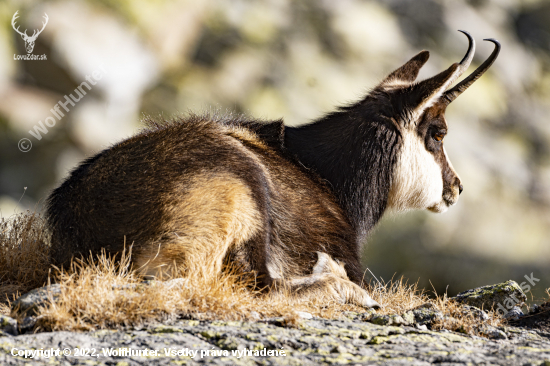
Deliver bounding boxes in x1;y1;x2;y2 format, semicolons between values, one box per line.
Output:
46;31;500;308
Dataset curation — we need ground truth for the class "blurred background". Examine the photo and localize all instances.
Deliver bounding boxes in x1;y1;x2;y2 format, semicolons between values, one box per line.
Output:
0;0;549;301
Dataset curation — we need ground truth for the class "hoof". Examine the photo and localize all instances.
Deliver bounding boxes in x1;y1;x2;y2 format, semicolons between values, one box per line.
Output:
363;297;382;309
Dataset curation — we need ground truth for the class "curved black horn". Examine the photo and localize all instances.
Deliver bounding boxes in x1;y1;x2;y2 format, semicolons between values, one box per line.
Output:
456;30;475;76
443;38;501;105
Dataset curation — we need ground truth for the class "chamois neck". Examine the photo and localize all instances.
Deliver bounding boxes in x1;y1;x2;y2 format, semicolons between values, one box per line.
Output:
284;110;398;241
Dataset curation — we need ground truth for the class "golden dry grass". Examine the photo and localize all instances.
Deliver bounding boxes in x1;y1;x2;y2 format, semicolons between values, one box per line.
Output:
34;248;355;332
369;277;430;314
366;278;503;336
431;295;503;335
2;211;502;335
0;211;51;313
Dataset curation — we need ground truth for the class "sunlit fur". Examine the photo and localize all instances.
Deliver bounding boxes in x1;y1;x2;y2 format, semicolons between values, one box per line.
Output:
46;38;496;310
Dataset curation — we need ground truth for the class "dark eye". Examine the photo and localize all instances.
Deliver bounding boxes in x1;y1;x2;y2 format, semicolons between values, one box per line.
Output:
433;130;446;142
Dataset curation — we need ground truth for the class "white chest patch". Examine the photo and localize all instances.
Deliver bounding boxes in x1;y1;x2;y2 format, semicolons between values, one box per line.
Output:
387;129;444;212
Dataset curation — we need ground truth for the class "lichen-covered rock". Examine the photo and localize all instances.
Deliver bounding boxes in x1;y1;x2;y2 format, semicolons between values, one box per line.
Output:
1;317;549;365
411;307;443;325
508;300;550;332
18;316;37;334
460;305;490;321
504;306;524;321
401;310;416;325
359;308;377;321
0;315;18;336
369;313;409;326
11;284;62;316
479;324;508;340
216;336;242;350
370;314;391;325
452;280;527;313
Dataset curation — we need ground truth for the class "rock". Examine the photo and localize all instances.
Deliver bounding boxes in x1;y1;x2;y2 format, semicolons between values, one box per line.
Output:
389;314;408;326
370;313;407;326
11;284;62;316
1;317;548;365
359;308;377;321
0;315;18;336
460;305;490;321
479;324;508;340
452;280;527;313
370;314;391;325
530;304;541;313
18;316;37;334
412;307;443;326
503;306;524;321
216;336;242;350
332;344;348;353
401;310;416;325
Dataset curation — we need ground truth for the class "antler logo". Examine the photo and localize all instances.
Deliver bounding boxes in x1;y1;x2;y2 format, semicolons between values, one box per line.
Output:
11;11;48;54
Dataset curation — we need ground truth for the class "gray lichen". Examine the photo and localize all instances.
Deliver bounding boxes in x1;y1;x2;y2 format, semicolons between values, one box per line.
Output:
452;280;527;312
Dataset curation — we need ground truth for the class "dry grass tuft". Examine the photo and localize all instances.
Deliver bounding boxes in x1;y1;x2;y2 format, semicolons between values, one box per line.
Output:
0;211;51;314
431;295;502;335
1;212;502;336
364;277;502;335
35;247;362;332
0;302;10;316
368;277;430;314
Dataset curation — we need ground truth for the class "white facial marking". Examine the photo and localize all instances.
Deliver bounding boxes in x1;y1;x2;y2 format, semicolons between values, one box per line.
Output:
387;129;444;212
443;147;457;176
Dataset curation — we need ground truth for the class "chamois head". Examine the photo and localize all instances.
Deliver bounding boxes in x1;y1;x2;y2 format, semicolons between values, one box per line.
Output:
284;30;501;237
379;31;500;213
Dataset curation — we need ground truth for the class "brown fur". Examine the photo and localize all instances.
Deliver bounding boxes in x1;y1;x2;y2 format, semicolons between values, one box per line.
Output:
47;115;376;307
46;34;499;309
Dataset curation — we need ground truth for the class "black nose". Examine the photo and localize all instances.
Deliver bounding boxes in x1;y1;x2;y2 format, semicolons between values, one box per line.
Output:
459;184;463;194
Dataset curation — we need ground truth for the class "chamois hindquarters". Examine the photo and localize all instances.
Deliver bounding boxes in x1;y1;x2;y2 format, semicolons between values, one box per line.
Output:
132;172;263;280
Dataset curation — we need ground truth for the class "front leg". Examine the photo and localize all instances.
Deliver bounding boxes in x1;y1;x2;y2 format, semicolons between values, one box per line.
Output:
274;252;381;309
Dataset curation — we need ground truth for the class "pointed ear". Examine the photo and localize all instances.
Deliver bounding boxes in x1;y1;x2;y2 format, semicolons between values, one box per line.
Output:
383;51;430;85
405;63;460;122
